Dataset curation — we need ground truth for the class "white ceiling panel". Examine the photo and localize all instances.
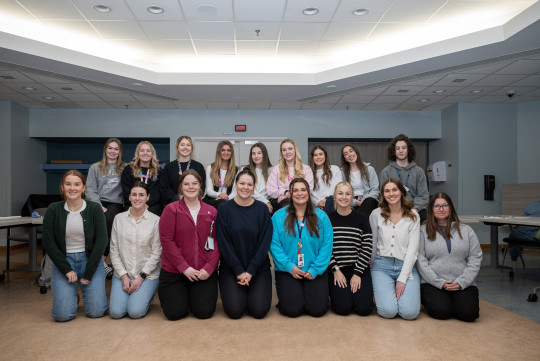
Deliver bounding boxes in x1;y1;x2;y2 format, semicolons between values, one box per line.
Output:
81;85;123;94
322;22;373;41
108;102;145;109
332;0;394;22
300;102;332;110
419;103;453;111
381;0;447;23
39;83;89;93
276;41;318;55
338;94;377;103
362;103;396;110
61;93;103;102
174;102;208;109
280;22;329;41
315;41;362;56
3;82;50;92
0;71;35;82
189;22;234;40
509;74;540;86
71;0;135;21
371;95;412;104
43;20;100;38
91;21;147;39
25;74;71;84
180;0;234;22
382;85;426;96
97;93;137;102
433;73;487;86
495;59;540;74
234;0;287;22
139;102;177;109
269;103;302;110
367;22;424;42
16;101;50;108
436;94;482;103
331;103;365;110
457;61;514;74
125;0;185;21
236;41;278;56
17;0;83;20
0;93;33;101
105;40;157;54
417;87;462;96
472;74;528;86
151;40;195;55
139;21;190;39
26;93;69;102
428;0;500;24
283;0;340;22
1;0;35;19
75;102;114;109
235;22;281;41
193;41;235;55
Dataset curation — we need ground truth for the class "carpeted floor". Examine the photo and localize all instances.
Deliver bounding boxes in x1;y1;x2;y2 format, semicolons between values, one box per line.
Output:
1;248;540;360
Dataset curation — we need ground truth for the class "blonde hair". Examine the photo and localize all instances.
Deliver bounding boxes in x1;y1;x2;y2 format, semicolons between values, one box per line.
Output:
210;140;237;189
278;138;305;183
129;141;160;178
175;135;194;159
333;181;354;211
98;138;125;176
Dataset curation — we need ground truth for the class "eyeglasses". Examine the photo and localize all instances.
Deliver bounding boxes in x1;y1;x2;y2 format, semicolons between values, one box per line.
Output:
433;204;449;210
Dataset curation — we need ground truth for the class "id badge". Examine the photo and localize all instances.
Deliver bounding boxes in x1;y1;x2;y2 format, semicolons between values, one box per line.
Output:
403;185;410;192
205;236;215;251
297;253;305;267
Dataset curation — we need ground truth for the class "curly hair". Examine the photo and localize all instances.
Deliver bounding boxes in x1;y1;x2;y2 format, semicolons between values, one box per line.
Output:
425;192;463;240
387;134;416;162
378;177;417;224
309;145;333;191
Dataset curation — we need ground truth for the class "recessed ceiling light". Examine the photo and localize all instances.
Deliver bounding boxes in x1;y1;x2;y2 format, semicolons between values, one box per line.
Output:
22;86;36;91
418;98;430;102
353;9;369;16
471;89;483;94
197;4;218;15
60;87;73;91
147;6;164;14
433;89;446;94
397;89;409;93
1;75;15;79
452;79;466;83
327;85;337;89
303;8;319;15
42;96;55;100
132;82;143;86
93;5;111;13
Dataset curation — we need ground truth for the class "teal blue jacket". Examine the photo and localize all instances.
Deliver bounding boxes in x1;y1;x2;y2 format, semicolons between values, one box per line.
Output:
42;200;107;280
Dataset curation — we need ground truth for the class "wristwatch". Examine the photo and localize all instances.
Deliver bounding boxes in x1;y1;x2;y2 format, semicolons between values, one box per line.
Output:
139;272;147;279
333;266;340;272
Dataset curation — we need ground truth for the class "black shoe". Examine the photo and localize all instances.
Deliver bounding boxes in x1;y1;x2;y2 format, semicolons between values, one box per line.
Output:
104;264;113;280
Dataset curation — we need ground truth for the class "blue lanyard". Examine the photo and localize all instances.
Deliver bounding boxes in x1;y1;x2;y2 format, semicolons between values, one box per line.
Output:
296;215;306;253
395;168;411;187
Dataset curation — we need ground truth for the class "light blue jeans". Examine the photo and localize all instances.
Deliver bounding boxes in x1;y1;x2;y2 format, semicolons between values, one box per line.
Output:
51;252;108;322
110;274;159;319
371;254;420;320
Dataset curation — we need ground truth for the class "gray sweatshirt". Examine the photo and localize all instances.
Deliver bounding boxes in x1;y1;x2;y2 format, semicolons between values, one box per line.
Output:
417;223;482;289
379;161;429;211
86;162;123;206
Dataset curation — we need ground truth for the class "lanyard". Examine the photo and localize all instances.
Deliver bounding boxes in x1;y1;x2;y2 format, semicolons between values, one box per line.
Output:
209;220;214;235
296;215;306;253
218;170;226;192
178;159;191;175
139;168;150;184
395;168;411;187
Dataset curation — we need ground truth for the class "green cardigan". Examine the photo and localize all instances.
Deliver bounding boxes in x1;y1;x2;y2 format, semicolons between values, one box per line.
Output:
42;200;108;280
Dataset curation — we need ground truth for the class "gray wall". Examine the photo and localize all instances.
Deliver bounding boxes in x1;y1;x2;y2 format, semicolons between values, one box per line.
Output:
517;101;540;183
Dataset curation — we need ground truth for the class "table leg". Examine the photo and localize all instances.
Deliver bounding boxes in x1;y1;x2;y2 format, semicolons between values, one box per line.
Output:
29;226;39;272
490;224;500;269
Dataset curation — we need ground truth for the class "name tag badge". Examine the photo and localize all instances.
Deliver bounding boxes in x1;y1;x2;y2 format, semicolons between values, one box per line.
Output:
403;185;410;192
205;236;214;251
297;253;305;267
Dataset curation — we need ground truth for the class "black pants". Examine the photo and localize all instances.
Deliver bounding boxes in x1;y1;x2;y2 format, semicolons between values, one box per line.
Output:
219;269;272;319
418;209;427;224
352;197;378;218
329;267;373;316
101;202;124;257
270;198;290;213
158;269;218;320
274;270;329;318
420;283;479;322
202;196;227;209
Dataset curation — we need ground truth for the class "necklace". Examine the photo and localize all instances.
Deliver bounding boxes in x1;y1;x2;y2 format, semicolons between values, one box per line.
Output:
67;202;83;212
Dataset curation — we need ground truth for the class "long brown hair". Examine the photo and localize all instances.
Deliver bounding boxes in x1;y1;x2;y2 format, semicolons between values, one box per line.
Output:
309;145;333;191
129;141;160;178
278;138;305;183
98;138;125;176
340;144;369;184
284;178;320;238
425;192;462;240
246;142;272;185
379;177;417;224
210;140;237;188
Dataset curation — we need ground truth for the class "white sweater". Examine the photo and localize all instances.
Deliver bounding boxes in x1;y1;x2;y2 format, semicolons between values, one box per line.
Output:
311;165;342;206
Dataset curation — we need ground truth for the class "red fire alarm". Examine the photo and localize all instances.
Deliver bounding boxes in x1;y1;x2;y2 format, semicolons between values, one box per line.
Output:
235;125;247;132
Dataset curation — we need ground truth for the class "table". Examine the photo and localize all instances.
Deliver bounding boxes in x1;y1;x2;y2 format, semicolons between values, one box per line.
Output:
460;215;540;269
0;216;43;280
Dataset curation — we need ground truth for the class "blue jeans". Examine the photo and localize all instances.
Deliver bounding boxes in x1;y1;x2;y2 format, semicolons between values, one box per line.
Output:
110;275;159;319
51;252;108;322
371;255;420;320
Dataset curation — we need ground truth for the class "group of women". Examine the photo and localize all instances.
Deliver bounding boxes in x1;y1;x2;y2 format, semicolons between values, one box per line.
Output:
42;136;482;323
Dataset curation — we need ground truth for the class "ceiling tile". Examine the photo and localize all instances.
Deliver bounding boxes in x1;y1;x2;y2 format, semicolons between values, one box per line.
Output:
322;23;373;41
457;61;514;74
174;102;208;109
398;75;446;86
71;0;135;20
236;41;277;56
44;83;91;93
417;86;462;96
382;85;426;96
332;0;394;22
180;0;234;21
270;103;302;110
42;20;100;38
125;0;185;21
339;94;377;103
471;74;528;86
75;102;114;109
361;103;396;110
0;71;35;82
381;0;447;23
238;103;270;109
193;41;235;55
433;73;487;86
97;93;137;102
139;102;177;109
151;40;195;55
234;0;287;22
495;59;540;75
206;102;238;109
18;0;84;20
189;22;234;40
509;74;540;86
280;22;329;41
105;39;156;54
367;22;424;42
62;94;103;102
283;1;340;22
451;86;499;95
315;41;362;56
139;21;190;39
436;95;481;103
277;41;318;55
25;93;69;102
1;0;35;19
108;102;145;109
81;85;123;94
91;21;147;39
25;74;72;84
331;103;365;110
300;102;332;110
16;101;51;108
235;22;281;41
420;103;453;111
371;95;412;104
0;93;33;101
3;82;51;93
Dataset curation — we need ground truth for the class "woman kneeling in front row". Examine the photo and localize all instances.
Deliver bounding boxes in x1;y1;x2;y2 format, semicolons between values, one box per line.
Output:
158;170;220;320
109;181;162;319
417;192;482;322
270;178;333;317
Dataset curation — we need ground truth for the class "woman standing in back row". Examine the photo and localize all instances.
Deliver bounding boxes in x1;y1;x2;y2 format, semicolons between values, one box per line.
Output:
121;141;162;216
266;138;314;212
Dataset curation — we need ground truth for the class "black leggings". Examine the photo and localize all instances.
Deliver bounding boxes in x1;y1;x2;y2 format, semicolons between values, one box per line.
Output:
274;270;329;318
158;269;218;320
219;270;272;319
420;283;479;322
101;202;124;257
329;267;373;316
352;197;378;218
